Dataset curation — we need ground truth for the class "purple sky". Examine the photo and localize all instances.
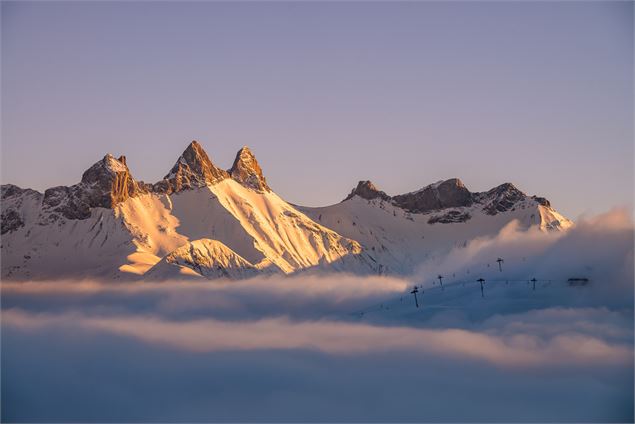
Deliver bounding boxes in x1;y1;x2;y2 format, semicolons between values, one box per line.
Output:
1;1;632;219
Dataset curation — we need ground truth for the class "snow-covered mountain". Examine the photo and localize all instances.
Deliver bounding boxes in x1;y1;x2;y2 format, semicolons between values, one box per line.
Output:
1;141;572;280
299;179;572;275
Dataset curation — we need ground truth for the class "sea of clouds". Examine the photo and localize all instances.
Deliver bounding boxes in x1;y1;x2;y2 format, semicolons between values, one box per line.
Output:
1;209;633;422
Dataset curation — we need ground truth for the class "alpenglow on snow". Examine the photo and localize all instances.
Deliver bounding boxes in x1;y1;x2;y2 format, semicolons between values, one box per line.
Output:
1;141;572;280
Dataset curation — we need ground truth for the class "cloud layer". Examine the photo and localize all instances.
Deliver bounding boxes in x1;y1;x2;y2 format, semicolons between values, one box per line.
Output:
4;307;631;369
2;209;633;422
415;208;634;307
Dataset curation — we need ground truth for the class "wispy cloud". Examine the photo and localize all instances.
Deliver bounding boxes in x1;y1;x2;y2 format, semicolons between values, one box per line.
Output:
3;307;631;369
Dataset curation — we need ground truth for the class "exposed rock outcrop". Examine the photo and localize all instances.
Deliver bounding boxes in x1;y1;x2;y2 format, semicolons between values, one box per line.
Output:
154;141;229;193
392;178;473;213
39;154;146;222
342;177;562;223
1;185;42;234
229;146;270;192
531;196;551;207
477;183;526;215
427;210;472;224
80;154;144;206
1;184;37;200
344;181;391;202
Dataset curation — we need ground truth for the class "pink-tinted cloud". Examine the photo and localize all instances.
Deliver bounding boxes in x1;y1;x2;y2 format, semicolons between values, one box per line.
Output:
3;309;631;369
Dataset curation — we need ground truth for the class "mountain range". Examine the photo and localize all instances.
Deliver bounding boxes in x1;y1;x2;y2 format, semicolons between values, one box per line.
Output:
1;141;572;280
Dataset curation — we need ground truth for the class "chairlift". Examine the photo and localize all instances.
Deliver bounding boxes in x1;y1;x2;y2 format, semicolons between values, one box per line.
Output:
477;278;485;298
411;285;420;308
496;258;504;272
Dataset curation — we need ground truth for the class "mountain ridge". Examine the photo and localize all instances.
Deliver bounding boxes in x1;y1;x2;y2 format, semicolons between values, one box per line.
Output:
344;178;553;219
1;140;573;280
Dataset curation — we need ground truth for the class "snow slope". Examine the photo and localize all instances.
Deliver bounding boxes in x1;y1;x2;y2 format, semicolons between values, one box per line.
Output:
144;239;258;280
114;180;376;278
1;203;137;280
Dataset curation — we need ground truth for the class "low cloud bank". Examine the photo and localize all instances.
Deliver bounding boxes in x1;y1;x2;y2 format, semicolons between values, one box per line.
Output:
1;209;633;422
3;307;631;368
1;274;409;321
2;306;632;422
415;208;634;308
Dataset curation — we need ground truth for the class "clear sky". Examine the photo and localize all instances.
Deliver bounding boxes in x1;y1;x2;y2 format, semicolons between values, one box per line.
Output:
1;1;632;219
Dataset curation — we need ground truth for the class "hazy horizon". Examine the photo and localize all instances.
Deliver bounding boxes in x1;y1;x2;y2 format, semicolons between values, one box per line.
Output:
2;1;633;218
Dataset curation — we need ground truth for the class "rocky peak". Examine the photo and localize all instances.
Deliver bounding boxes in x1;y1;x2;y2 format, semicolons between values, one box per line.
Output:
435;178;472;201
41;153;145;221
479;182;527;215
229;146;270;192
344;180;391;202
392;178;473;213
156;141;229;193
79;154;142;206
2;184;40;200
344;176;551;219
531;195;551;207
81;154;129;185
487;182;521;196
1;184;43;234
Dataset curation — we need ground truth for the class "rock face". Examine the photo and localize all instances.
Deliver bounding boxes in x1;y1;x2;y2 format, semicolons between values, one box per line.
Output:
154;141;229;193
392;178;473;213
41;154;146;221
1;185;42;234
342;178;564;224
1;184;31;200
79;154;144;207
1;209;23;234
229;147;270;192
344;181;391;202
531;196;551;207
478;183;526;215
427;210;472;224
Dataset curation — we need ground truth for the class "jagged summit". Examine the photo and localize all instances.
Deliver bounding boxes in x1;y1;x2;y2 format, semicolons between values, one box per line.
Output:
342;177;562;220
344;178;474;213
1;185;42;235
229;146;270;192
155;141;229;193
4;141;278;222
477;182;527;215
38;154;146;222
81;154;131;186
393;178;474;213
344;180;390;202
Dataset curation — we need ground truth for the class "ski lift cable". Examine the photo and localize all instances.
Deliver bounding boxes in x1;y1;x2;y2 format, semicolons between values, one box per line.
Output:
348;273;589;317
